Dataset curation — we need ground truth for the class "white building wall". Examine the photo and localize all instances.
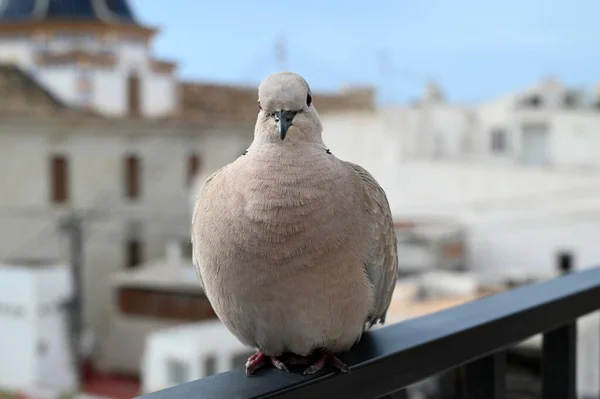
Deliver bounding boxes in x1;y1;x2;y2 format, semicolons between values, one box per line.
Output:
551;112;600;169
321;111;393;179
0;120;250;337
118;42;149;69
143;73;176;118
36;68;79;106
0;264;74;392
0;39;35;66
0;267;36;390
0;34;177;117
34;267;76;390
93;70;125;116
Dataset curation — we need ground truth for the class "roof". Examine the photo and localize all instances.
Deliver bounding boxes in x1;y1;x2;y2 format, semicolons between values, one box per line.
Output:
0;0;138;24
180;82;376;126
0;63;374;131
0;64;73;116
110;257;203;293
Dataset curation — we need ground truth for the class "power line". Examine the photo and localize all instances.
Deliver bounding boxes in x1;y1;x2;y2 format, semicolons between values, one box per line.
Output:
3;134;198;259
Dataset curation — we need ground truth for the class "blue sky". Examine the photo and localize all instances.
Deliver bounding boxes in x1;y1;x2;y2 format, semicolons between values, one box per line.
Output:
130;0;600;105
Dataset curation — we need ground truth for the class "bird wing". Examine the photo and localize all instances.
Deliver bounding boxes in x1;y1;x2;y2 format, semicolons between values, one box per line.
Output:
191;166;228;291
344;161;398;328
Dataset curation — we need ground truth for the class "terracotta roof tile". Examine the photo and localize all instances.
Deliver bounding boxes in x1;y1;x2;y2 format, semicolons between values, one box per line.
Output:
0;64;74;116
179;81;376;126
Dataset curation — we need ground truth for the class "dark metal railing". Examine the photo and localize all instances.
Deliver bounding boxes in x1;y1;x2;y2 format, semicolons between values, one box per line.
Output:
136;265;600;399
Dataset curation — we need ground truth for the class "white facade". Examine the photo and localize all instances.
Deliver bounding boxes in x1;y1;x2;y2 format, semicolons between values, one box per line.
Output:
0;28;177;118
0;117;250;337
97;246;201;375
321;76;600;170
317;75;600;277
0;260;76;393
140;321;252;394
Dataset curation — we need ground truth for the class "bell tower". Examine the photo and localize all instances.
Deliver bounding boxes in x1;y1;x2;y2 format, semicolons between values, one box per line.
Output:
0;0;177;118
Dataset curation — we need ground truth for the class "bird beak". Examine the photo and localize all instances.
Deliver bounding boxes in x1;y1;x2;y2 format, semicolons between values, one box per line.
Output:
274;110;296;140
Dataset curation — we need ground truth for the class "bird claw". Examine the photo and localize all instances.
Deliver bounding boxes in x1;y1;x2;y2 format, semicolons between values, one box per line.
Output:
245;351;289;375
303;353;351;375
245;351;350;376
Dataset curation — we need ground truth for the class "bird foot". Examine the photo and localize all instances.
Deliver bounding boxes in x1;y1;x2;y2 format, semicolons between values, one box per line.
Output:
302;353;351;375
245;351;289;376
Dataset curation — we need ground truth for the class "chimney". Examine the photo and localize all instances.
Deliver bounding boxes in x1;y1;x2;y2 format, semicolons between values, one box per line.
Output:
166;241;182;268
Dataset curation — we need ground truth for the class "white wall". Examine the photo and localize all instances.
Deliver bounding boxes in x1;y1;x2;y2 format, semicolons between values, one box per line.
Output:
321;104;474;165
0;120;250;338
0;267;36;390
143;73;176;118
36;68;79;106
0;39;34;66
34;267;76;390
0;264;74;392
93;70;125;116
0;33;177;117
551;111;600;169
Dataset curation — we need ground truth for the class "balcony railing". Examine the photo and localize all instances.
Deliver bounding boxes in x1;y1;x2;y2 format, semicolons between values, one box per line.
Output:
135;265;600;399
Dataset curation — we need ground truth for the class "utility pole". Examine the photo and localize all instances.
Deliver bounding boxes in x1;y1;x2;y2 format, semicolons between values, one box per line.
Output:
59;213;84;388
275;35;288;72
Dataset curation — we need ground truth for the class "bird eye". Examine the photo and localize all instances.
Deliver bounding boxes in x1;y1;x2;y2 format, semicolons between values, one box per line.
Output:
306;93;312;107
257;100;262;110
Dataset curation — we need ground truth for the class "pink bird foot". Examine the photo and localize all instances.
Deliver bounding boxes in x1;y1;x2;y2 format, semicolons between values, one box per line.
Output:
245;351;289;376
302;352;351;375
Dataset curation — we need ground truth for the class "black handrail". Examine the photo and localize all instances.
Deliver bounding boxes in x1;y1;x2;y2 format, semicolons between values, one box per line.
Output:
136;265;600;399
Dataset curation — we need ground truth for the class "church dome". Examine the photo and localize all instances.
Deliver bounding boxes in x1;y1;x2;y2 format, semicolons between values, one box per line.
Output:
0;0;138;24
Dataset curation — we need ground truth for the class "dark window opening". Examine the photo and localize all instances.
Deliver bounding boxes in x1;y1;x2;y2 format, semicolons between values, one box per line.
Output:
564;94;576;108
557;251;574;274
202;356;217;377
127;73;141;117
187;154;202;186
50;155;69;204
526;95;542;108
166;359;189;385
124;154;141;200
125;239;143;269
491;129;508;153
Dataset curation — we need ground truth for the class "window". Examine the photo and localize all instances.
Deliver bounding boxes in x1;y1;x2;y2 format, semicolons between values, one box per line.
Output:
525;95;542;108
37;339;48;356
187;154;201;186
127;73;141;117
125;238;143;269
118;288;217;321
556;251;574;274
124;154;141;200
50;155;69;204
490;129;508;153
564;94;577;108
166;359;189;385
183;241;193;258
202;356;217;377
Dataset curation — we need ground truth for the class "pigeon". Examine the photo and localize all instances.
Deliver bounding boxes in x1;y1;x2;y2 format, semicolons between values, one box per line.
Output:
191;71;398;376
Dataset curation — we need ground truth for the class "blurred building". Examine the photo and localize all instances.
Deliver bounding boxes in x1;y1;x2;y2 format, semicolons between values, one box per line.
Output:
320;76;600;277
140;320;250;394
322;75;600;169
96;241;216;378
0;259;76;394
0;0;375;366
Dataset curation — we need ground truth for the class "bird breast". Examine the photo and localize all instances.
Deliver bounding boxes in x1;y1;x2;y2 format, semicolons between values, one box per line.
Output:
223;149;367;269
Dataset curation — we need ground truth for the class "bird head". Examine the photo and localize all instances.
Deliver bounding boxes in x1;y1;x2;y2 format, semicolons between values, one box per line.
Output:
255;72;323;144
